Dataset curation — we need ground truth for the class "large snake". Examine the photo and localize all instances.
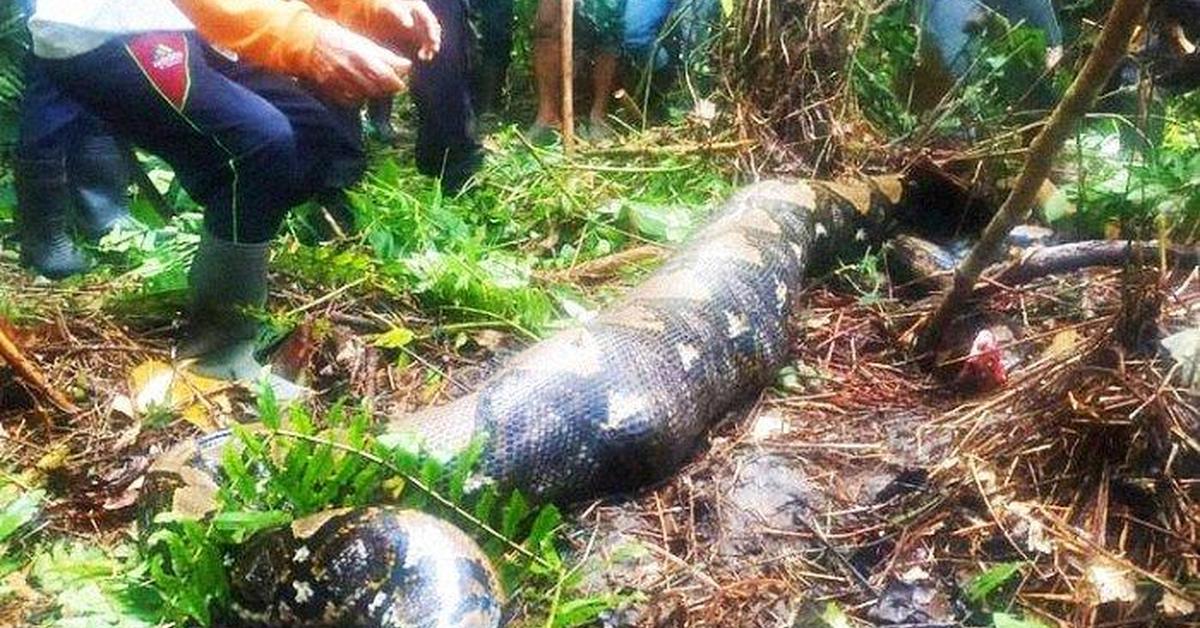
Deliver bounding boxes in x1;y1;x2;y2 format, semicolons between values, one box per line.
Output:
144;177;904;626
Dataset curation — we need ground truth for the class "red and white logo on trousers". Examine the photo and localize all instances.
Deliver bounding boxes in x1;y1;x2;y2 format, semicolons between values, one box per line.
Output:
126;33;191;111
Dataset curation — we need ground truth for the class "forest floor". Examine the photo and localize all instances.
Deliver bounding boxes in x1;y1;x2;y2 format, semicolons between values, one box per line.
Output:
1;111;1198;627
2;13;1200;616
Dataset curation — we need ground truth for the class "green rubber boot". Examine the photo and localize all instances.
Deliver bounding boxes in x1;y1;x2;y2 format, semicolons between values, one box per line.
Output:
68;135;142;240
179;233;308;400
15;158;90;280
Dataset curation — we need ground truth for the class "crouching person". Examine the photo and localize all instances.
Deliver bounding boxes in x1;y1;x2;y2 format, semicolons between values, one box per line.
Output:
27;0;439;392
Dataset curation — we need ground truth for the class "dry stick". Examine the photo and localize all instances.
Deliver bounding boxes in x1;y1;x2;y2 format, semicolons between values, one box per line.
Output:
0;326;79;415
560;0;575;153
914;0;1147;354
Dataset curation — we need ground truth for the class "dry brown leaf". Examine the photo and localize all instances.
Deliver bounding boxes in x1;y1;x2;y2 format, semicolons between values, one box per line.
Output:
1086;560;1138;604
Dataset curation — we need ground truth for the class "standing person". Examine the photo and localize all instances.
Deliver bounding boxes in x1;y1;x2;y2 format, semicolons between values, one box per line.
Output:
13;0;138;280
365;0;484;193
410;0;484;192
27;0;439;390
913;0;1063;111
530;0;624;141
621;0;720;122
471;0;516;117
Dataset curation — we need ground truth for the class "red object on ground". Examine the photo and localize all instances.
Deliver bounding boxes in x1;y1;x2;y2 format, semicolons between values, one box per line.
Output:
960;329;1008;389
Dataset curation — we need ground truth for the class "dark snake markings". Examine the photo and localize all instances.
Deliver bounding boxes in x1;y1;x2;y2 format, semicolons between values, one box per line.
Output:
146;178;901;627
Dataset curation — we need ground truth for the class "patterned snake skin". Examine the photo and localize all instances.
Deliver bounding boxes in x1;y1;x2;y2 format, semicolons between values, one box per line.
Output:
383;178;901;502
144;178;902;627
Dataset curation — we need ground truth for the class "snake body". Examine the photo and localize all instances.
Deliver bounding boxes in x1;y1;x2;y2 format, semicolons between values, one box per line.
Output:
144;178;901;626
383;179;898;502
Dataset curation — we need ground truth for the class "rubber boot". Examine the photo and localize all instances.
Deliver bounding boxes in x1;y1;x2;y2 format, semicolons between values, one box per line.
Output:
367;98;401;146
67;134;140;240
15;157;89;280
179;233;308;400
473;57;507;117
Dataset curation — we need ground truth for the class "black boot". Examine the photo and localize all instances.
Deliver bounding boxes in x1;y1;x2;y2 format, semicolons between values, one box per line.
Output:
15;158;89;280
367;98;401;146
417;144;485;195
473;57;507;117
67;134;140;240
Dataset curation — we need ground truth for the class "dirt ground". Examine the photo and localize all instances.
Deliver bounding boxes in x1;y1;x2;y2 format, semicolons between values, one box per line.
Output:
2;242;1199;626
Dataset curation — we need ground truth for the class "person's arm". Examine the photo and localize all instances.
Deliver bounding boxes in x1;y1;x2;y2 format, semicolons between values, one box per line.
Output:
170;0;438;77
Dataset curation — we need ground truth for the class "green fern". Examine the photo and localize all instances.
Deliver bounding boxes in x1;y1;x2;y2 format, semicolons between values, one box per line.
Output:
0;1;28;147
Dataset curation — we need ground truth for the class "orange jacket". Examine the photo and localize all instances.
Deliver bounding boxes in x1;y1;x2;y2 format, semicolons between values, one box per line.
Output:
170;0;393;76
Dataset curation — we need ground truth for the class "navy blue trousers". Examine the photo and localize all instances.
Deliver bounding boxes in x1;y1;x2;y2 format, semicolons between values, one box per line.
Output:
412;0;480;175
16;0;112;165
41;33;364;244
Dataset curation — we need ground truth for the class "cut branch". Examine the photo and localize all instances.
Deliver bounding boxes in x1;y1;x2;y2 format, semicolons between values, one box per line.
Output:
0;325;80;415
914;0;1147;353
892;237;1200;294
991;240;1200;286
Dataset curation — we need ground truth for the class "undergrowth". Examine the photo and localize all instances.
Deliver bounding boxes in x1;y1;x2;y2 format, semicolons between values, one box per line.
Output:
2;392;621;627
274;125;732;337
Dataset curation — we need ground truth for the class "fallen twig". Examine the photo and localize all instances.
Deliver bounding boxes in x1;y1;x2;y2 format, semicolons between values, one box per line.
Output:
535;244;667;284
0;324;80;415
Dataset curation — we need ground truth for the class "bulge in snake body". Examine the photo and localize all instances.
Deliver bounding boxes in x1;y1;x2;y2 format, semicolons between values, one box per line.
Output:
385;178;895;503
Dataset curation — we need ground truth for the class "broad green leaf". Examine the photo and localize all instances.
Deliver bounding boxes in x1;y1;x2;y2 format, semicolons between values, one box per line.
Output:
993;612;1048;628
374;325;416;349
212;510;291;543
966;562;1023;604
622;203;694;243
0;489;42;543
820;601;853;628
501;492;529;539
552;597;614;628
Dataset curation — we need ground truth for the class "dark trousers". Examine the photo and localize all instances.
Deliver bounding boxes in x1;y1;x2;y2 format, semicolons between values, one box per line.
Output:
412;0;480;175
17;0;111;165
42;32;364;244
471;0;515;108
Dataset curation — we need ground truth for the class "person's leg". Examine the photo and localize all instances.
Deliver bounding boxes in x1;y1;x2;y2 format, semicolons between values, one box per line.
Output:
671;0;720;94
622;0;674;90
588;52;619;137
43;33;318;389
411;0;483;193
203;47;367;238
472;0;516;115
44;34;306;244
14;53;91;279
67;118;138;240
532;0;564;133
919;0;986;80
366;97;400;145
581;0;626;134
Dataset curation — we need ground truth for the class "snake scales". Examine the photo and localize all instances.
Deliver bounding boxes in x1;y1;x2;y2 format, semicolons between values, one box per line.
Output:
144;177;903;626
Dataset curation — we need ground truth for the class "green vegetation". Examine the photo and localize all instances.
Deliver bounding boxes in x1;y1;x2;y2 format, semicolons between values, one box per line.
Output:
1;392;627;626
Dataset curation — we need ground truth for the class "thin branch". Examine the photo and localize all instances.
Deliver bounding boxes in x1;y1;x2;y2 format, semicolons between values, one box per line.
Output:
0;324;79;415
915;0;1148;353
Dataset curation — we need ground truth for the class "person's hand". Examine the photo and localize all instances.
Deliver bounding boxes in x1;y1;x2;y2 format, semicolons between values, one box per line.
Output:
379;0;441;61
311;22;413;104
